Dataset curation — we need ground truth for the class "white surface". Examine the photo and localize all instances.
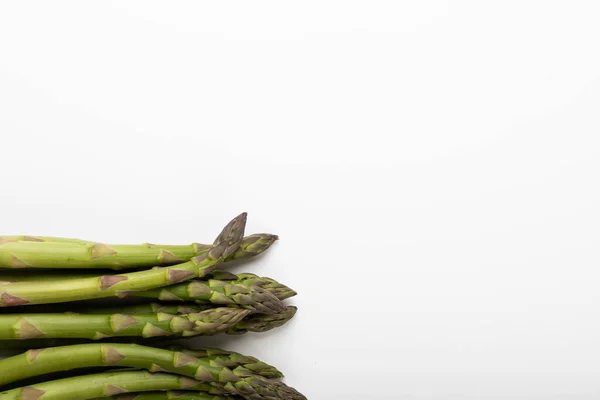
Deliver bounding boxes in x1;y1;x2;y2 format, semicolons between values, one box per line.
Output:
1;1;600;399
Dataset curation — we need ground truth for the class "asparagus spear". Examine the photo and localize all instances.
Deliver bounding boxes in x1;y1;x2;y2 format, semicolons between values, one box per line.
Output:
132;279;286;314
0;344;306;400
0;344;276;386
0;229;277;271
0;308;251;340
0;233;278;279
0;213;248;307
92;392;242;400
0;371;219;400
0;306;299;349
0;348;282;391
0;272;295;305
0;344;282;381
9;295;292;320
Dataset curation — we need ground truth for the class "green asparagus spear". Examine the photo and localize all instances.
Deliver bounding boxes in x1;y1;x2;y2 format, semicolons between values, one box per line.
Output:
0;343;281;381
92;392;242;400
0;272;295;305
0;371;218;400
0;213;248;307
0;229;277;271
133;279;285;314
0;306;298;350
0;343;270;386
0;308;251;340
0;344;305;400
0;233;278;277
0;353;281;392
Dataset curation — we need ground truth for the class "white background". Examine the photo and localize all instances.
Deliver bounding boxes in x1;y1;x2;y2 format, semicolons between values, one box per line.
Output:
1;1;600;399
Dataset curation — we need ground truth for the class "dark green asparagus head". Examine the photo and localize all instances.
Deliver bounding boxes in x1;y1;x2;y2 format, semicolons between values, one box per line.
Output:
270;380;308;400
265;286;297;301
227;357;284;380
170;346;284;379
222;283;287;315
188;307;252;335
227;306;298;335
236;273;298;300
204;271;297;301
194;213;247;267
243;375;307;400
228;233;279;261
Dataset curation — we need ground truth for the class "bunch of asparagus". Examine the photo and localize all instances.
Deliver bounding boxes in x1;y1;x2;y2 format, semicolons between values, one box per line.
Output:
0;213;305;400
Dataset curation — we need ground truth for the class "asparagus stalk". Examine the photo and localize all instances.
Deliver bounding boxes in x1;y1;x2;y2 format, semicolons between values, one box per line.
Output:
0;308;251;340
0;306;298;350
0;239;210;270
92;392;242;400
0;229;278;271
0;352;281;392
11;302;213;316
0;344;282;380
132;279;286;314
0;306;299;349
0;233;278;280
0;301;210;315
0;344;305;400
0;272;296;304
0;343;269;385
0;371;219;400
0;367;133;392
0;236;94;245
81;303;210;315
0;213;248;307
